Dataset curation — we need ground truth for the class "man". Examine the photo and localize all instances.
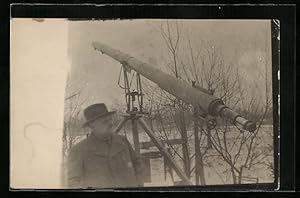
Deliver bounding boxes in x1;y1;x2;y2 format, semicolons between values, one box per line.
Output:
66;103;144;188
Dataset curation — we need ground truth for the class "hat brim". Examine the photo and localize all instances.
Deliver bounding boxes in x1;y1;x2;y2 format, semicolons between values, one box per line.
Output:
82;111;116;128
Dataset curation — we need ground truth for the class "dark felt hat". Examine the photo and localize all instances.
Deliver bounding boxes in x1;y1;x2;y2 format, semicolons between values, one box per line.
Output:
82;103;116;127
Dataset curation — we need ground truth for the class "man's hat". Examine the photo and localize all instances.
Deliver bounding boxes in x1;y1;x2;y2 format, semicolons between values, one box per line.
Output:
82;103;116;128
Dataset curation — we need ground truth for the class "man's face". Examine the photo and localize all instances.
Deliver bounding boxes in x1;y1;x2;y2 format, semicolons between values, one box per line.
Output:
89;115;113;134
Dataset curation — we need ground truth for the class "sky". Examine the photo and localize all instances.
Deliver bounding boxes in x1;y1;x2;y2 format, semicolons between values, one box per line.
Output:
67;19;272;112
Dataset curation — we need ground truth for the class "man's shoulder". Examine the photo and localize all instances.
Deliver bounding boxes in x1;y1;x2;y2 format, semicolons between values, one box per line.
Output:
69;138;89;153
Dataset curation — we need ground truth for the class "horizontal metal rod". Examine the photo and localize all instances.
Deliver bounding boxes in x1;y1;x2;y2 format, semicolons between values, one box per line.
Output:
140;138;182;149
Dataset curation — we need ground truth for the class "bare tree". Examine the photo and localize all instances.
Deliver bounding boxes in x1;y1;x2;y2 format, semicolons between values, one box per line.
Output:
158;21;192;179
200;57;273;184
141;20;273;185
63;82;88;159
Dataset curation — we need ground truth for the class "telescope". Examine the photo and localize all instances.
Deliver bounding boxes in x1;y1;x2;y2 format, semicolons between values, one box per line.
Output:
92;42;256;132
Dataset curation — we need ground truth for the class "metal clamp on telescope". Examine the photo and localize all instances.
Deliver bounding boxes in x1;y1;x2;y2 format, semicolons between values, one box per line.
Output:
208;99;256;132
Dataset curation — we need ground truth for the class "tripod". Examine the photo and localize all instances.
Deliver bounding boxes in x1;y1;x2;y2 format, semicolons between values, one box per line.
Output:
113;112;192;185
113;64;192;185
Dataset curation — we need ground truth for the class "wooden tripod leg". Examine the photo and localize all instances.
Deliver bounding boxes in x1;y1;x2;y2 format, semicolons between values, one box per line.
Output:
113;117;130;134
137;118;193;185
131;116;140;154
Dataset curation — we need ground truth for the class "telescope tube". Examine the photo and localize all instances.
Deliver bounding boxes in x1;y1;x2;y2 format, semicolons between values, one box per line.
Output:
92;42;256;132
